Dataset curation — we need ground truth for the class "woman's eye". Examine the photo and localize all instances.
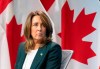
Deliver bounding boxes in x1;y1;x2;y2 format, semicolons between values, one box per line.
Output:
33;23;38;26
42;23;46;27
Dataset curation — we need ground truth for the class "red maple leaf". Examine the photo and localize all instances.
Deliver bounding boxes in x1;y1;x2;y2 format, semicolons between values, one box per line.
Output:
6;16;25;69
59;1;96;64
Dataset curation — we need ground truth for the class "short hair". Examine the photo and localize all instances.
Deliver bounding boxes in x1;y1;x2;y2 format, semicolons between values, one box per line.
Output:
24;10;53;52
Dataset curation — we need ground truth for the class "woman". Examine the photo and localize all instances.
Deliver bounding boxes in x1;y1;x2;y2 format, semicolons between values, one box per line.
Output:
15;10;62;69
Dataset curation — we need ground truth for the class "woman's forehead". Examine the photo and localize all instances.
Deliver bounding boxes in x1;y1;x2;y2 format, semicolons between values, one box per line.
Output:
32;16;42;23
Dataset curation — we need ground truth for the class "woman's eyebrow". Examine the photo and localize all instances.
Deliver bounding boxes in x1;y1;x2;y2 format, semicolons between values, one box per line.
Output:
32;22;38;24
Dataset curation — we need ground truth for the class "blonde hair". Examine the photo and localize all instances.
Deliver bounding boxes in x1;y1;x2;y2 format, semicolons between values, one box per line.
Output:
24;10;53;52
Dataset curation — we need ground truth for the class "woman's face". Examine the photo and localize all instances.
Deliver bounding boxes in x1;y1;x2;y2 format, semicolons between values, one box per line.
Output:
31;15;46;42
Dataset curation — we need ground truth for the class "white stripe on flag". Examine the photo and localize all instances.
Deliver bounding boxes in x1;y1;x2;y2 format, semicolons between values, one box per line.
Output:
47;0;66;45
0;25;11;69
0;1;14;69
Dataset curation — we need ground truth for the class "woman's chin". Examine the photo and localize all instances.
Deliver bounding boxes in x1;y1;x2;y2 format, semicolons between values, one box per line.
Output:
34;37;43;41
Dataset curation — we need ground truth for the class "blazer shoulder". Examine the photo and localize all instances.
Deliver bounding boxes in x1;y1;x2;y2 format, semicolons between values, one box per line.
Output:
18;42;25;51
19;42;25;46
47;41;61;50
44;42;62;69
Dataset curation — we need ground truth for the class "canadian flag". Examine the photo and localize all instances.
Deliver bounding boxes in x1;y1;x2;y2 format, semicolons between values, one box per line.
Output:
0;0;100;69
60;0;100;69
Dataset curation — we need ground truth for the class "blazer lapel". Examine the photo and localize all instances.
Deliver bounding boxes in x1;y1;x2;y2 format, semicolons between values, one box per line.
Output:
18;48;26;69
30;45;47;69
20;53;26;68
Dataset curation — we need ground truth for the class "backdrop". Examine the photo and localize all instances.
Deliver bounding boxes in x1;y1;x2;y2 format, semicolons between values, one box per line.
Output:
0;0;100;69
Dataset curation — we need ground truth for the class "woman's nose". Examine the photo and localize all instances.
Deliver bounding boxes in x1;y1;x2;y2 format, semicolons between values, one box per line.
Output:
37;25;42;31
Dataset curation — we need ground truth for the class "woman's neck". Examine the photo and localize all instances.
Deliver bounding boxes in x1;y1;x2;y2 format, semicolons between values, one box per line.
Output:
33;39;45;49
33;43;44;50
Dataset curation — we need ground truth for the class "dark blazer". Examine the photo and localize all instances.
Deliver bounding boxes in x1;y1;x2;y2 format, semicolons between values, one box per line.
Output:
15;41;62;69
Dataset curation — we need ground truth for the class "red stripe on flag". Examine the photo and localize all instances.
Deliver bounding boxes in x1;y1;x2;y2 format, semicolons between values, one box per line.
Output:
40;0;54;11
6;16;25;69
0;0;12;14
